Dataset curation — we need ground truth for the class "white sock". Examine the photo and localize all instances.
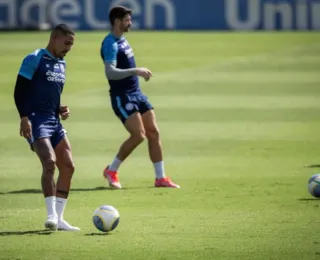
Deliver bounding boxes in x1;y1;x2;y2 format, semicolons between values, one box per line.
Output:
45;196;57;218
108;156;122;172
56;197;67;220
154;161;166;180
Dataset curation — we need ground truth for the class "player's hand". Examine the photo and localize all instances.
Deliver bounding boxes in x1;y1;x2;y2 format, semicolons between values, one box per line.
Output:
20;117;32;139
59;105;70;120
136;68;152;81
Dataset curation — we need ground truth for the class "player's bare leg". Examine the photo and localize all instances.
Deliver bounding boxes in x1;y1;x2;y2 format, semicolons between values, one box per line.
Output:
33;138;58;230
141;110;162;163
54;136;80;231
104;112;145;188
119;112;146;160
142;110;180;188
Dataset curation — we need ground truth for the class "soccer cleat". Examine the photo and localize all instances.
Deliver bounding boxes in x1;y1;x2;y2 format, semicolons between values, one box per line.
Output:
155;177;180;188
58;219;80;231
44;216;58;231
103;166;122;189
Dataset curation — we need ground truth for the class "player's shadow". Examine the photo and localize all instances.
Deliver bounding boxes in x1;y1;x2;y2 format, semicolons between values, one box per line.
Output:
304;164;320;168
85;232;112;236
0;230;54;236
1;186;114;195
298;198;320;201
1;186;151;195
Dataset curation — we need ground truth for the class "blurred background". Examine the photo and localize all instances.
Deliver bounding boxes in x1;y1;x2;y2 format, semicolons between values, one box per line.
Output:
0;0;319;31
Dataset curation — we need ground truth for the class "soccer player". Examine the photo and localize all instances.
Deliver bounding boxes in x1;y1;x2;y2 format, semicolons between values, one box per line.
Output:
13;24;80;231
100;6;180;189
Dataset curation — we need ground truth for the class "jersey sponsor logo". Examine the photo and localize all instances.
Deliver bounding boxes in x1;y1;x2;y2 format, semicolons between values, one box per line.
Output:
39;123;54;127
60;64;65;73
120;41;129;48
125;48;134;58
46;70;65;83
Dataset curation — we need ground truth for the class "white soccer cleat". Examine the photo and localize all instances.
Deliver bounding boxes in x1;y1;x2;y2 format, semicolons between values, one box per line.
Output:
44;216;58;231
58;219;80;231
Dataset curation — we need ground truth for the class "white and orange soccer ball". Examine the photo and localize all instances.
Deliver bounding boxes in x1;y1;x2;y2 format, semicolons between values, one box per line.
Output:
92;205;120;232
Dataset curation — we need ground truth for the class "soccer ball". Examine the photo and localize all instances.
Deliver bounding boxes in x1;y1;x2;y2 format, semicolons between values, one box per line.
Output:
92;205;120;232
308;174;320;198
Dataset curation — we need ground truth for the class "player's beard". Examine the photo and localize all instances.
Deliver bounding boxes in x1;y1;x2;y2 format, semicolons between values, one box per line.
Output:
123;24;130;32
59;50;68;58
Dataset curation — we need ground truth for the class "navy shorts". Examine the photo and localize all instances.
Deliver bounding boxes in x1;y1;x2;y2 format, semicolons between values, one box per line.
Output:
111;93;153;124
27;113;66;149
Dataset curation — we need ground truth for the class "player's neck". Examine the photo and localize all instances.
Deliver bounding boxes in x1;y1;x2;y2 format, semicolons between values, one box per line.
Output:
46;45;59;59
111;28;123;39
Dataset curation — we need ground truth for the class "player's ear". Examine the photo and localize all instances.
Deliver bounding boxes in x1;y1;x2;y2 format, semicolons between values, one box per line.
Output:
114;18;120;26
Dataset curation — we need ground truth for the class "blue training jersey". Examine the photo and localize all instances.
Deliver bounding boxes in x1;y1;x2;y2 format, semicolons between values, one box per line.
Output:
100;33;140;95
18;48;66;117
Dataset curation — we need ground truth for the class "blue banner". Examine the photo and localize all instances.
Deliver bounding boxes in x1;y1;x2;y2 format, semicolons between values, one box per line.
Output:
0;0;319;30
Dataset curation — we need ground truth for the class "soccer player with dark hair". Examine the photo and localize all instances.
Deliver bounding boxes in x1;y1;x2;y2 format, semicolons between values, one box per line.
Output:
14;24;80;231
100;6;180;189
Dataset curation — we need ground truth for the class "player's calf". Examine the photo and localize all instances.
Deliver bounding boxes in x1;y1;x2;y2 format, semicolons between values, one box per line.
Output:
33;139;57;197
141;110;180;187
55;163;75;198
41;157;56;196
55;136;75;198
54;137;79;231
116;130;145;162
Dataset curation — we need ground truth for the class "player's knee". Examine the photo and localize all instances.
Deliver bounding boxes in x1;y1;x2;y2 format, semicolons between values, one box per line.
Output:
58;154;75;176
42;157;56;173
146;127;160;141
131;131;145;145
66;161;75;175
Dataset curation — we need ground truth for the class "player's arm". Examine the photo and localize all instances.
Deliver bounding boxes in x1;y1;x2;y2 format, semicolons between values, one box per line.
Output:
59;105;70;120
14;53;38;118
14;75;33;139
103;40;136;80
14;75;32;118
105;62;152;81
103;40;152;81
57;63;70;120
105;62;136;80
14;53;39;138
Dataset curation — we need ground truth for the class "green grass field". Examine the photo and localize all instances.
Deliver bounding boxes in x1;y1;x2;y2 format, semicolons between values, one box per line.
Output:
0;31;320;260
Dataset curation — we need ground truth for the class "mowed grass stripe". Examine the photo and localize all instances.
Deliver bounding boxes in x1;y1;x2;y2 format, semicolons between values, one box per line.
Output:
2;138;320;159
3;94;320;113
2;108;320;123
48;107;320;123
154;71;319;83
1;121;319;140
142;82;320;95
0;154;311;175
15;95;316;109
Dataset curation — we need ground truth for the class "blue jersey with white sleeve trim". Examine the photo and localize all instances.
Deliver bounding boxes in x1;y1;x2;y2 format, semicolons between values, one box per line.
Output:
100;33;140;95
18;48;66;117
